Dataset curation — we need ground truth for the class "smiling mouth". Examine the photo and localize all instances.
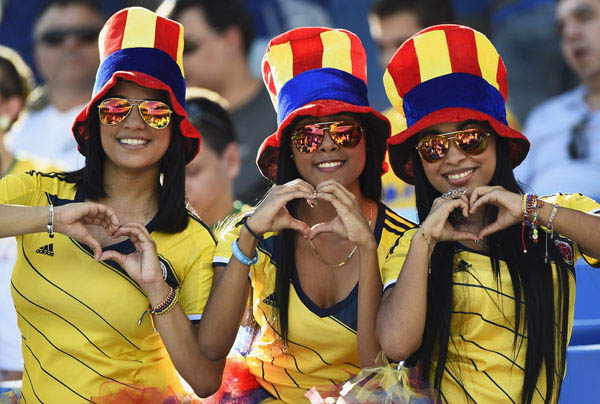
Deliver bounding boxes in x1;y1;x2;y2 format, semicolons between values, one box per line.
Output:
444;168;474;181
316;160;345;169
118;138;150;146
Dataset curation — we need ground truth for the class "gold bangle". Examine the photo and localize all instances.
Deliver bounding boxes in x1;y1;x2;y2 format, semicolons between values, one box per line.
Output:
421;228;435;251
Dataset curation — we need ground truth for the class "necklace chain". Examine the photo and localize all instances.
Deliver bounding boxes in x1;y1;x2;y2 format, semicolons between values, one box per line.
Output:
306;201;374;268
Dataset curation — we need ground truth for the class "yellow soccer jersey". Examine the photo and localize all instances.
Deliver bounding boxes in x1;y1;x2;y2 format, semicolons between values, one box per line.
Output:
382;193;600;404
0;171;215;403
213;202;415;403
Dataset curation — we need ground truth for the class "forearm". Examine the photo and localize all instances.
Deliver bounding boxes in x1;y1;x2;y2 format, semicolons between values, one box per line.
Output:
356;240;381;367
0;205;48;238
151;302;225;397
198;229;255;360
376;232;431;361
537;203;600;258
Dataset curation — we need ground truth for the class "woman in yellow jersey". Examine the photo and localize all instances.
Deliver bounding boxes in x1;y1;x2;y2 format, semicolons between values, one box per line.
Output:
199;27;415;403
0;8;222;402
377;24;600;404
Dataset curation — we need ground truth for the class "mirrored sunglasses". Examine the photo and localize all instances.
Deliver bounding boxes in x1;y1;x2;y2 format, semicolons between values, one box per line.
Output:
98;98;173;130
416;128;490;163
37;27;100;46
291;121;363;154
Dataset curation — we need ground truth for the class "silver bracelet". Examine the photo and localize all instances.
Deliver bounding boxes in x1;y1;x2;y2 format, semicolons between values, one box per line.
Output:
47;204;54;238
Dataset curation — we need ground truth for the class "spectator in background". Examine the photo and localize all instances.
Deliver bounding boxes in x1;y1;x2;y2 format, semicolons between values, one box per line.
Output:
0;45;57;382
5;0;106;170
368;0;454;221
450;0;575;123
157;0;276;205
185;88;245;229
517;0;600;201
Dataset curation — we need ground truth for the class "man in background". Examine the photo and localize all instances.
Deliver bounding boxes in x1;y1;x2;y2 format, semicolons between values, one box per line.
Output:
517;0;600;200
158;0;276;205
6;0;105;170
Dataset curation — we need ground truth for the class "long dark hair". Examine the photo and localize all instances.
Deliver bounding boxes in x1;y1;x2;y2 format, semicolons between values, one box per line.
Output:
408;133;571;404
59;103;189;233
273;114;385;342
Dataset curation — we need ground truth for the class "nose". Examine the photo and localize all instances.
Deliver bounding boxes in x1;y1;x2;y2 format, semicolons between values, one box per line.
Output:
318;130;340;152
443;139;467;165
122;105;146;130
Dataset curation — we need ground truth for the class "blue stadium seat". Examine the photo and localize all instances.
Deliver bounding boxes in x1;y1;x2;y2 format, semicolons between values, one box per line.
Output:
559;344;600;403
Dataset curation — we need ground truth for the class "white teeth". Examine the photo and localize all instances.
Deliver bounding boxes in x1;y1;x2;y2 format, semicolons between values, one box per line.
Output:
317;161;343;169
119;138;148;146
446;169;474;180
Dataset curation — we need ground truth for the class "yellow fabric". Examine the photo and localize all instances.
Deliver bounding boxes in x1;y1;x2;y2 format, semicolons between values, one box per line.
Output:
414;30;452;83
213;203;415;403
320;30;352;74
474;32;501;92
382;193;600;404
0;171;215;403
122;7;157;50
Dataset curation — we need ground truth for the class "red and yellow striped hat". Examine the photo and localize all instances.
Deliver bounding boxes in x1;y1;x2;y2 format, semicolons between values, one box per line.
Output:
72;7;200;163
384;24;529;184
257;27;390;181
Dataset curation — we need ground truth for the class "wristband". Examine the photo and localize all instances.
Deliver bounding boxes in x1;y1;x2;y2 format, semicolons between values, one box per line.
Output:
47;204;54;238
236;216;263;241
547;203;560;232
232;238;258;266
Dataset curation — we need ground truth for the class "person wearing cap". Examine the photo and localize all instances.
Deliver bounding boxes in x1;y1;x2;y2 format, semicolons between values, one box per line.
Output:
0;7;223;402
198;27;415;402
376;24;600;403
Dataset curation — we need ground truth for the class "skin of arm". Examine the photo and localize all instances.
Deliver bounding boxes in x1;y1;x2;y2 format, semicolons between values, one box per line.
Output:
99;223;225;397
198;179;313;360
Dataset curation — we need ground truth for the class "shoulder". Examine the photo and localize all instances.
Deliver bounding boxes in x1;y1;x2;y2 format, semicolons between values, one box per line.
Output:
525;88;582;127
183;210;217;246
379;202;417;235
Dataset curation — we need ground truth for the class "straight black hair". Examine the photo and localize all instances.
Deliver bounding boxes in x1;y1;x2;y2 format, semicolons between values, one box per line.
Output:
408;133;570;404
272;114;384;342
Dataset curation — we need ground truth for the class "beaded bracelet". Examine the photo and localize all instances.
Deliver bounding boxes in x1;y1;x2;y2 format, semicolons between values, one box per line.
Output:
420;228;435;251
47;204;55;238
232;238;258;266
138;286;179;331
236;216;263;241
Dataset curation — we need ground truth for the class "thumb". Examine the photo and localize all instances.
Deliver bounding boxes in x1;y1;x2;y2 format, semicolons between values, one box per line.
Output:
79;234;103;261
286;218;311;239
308;221;336;240
98;249;124;266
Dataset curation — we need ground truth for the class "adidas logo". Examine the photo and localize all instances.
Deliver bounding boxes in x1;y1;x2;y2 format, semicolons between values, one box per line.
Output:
262;292;279;308
36;244;54;256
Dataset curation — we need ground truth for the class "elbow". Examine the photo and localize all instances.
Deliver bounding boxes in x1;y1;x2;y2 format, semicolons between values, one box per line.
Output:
198;341;229;362
190;378;221;399
376;324;421;362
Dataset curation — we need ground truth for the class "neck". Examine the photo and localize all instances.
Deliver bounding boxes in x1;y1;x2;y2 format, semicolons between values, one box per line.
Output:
298;190;374;227
217;67;261;111
48;84;93;112
99;163;161;217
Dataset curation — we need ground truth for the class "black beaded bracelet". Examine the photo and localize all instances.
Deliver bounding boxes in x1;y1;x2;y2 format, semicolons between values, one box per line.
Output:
237;216;263;241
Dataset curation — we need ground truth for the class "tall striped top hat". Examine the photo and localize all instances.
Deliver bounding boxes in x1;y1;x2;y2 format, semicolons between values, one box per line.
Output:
257;27;390;181
384;24;529;184
72;7;200;163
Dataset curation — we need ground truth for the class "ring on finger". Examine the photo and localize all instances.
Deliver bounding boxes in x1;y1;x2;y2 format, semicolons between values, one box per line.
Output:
441;187;467;200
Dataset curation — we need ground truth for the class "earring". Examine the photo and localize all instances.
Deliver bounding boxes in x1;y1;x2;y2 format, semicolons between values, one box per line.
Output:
0;115;11;132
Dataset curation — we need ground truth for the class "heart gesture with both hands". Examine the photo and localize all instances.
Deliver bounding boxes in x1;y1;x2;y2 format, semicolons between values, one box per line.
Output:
422;185;525;244
308;179;375;248
246;178;374;247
